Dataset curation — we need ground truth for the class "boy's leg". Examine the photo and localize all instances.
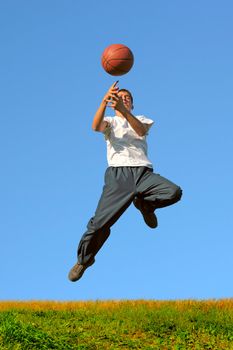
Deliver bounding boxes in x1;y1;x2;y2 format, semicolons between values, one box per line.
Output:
77;167;136;266
135;169;182;217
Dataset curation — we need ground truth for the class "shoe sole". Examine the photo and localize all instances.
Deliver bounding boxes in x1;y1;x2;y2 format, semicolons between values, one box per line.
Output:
68;259;95;282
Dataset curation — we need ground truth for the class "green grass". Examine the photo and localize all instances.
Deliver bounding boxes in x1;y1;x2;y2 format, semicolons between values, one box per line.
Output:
0;300;233;349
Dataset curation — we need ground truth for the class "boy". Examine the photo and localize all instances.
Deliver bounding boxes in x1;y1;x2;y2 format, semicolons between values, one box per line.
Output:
68;81;182;282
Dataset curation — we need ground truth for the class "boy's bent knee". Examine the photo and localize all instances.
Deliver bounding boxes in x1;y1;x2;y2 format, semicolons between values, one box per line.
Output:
154;185;182;208
174;186;182;202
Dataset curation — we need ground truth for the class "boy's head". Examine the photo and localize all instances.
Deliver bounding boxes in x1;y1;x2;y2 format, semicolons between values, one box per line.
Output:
118;89;134;110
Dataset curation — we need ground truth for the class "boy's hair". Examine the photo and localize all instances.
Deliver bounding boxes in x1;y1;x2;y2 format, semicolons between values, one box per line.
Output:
118;88;134;109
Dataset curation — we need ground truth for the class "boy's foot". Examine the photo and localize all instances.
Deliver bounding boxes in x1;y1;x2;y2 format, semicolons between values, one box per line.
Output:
133;197;158;229
68;259;95;282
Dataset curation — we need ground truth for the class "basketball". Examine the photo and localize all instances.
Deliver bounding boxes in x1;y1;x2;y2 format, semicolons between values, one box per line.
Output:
101;44;134;76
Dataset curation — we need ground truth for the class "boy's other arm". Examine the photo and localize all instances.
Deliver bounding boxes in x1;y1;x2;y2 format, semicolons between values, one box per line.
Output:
92;100;109;132
92;81;119;132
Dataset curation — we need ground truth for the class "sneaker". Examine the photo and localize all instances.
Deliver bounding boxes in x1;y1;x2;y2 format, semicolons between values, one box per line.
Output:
133;197;158;229
68;259;95;282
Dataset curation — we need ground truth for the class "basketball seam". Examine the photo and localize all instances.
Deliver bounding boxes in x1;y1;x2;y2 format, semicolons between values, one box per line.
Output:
102;56;110;71
106;60;132;74
105;47;133;61
108;58;132;61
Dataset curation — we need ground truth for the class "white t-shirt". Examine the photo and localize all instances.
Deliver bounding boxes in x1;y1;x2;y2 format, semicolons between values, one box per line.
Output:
103;115;154;168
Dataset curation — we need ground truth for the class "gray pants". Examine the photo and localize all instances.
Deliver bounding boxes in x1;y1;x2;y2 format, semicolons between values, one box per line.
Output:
78;167;182;265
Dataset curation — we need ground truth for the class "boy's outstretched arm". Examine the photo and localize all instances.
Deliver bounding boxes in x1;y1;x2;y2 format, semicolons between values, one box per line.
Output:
92;81;119;132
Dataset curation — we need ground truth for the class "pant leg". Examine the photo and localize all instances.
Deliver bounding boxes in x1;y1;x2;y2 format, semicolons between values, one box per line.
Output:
135;168;182;211
77;167;135;265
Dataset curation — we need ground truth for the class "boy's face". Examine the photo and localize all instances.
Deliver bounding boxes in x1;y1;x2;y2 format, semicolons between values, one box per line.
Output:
118;91;133;111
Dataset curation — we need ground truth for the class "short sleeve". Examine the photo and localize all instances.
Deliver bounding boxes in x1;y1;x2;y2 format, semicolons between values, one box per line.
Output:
103;116;113;140
137;115;154;132
103;116;113;125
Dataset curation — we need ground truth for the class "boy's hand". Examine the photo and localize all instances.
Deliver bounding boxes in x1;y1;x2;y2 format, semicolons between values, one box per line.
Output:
108;94;127;113
103;81;119;106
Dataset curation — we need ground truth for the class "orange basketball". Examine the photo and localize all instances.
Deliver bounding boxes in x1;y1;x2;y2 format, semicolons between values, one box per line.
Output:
101;44;134;76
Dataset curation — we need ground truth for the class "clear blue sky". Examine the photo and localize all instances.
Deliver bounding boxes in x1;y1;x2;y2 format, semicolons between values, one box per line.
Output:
0;0;232;301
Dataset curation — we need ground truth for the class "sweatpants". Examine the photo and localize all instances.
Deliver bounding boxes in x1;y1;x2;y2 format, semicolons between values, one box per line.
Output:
77;166;182;265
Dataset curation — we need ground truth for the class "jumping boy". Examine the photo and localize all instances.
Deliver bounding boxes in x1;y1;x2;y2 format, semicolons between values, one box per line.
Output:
68;81;182;282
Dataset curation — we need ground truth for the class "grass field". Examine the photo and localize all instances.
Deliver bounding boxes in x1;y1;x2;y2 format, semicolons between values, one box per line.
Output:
0;299;233;349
